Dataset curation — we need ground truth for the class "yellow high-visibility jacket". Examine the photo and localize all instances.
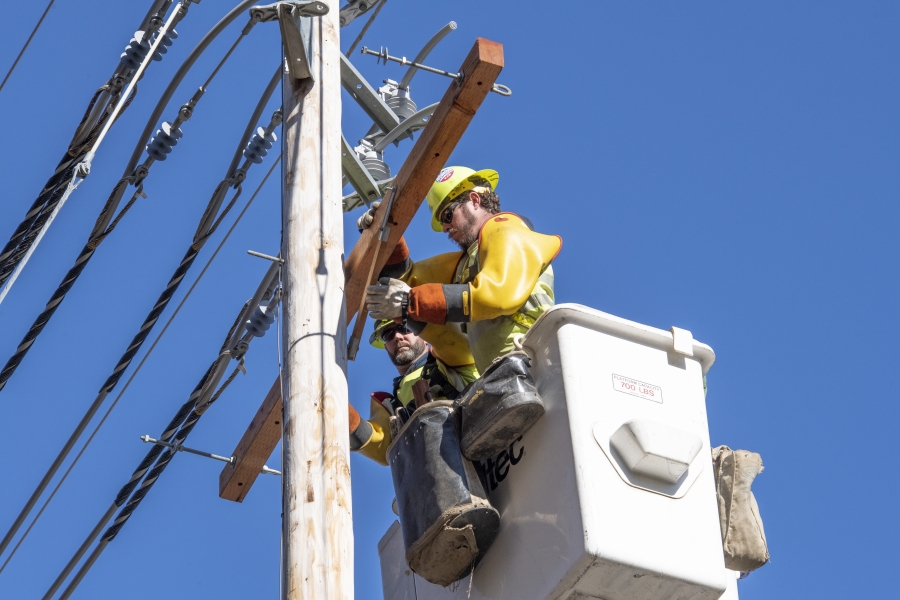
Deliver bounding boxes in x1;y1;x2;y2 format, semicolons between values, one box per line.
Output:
355;351;479;465
393;213;562;371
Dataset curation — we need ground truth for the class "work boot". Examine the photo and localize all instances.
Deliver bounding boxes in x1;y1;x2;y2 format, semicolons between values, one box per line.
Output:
388;401;500;587
456;353;545;461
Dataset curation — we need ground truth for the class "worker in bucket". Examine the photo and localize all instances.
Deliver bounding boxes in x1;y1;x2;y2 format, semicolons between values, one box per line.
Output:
347;319;497;586
361;166;562;461
347;319;479;466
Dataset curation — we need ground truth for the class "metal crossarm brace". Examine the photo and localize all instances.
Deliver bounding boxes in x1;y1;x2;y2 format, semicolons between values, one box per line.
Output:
341;134;381;204
251;1;330;80
342;177;394;212
340;53;401;134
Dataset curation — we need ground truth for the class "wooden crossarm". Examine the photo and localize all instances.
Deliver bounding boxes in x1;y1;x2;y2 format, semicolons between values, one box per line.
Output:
219;376;283;502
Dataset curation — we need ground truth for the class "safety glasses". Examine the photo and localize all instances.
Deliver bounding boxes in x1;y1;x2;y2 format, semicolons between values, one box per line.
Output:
381;325;411;343
439;200;462;225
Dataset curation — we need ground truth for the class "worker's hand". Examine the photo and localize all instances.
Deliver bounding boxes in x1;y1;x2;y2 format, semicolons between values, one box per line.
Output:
348;403;373;450
366;277;410;320
356;201;381;232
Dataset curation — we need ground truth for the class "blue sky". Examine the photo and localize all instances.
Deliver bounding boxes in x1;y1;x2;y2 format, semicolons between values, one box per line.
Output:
0;1;897;598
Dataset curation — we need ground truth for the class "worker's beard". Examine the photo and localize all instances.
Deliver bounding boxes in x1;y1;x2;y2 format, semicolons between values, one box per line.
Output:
389;337;427;367
452;205;481;251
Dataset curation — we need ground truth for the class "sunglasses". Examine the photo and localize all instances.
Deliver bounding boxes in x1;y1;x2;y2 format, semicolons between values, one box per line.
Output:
381;325;410;343
439;200;463;225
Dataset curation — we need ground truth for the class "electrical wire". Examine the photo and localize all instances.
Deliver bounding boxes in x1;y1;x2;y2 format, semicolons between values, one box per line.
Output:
48;260;281;599
0;0;175;299
0;70;281;556
0;8;263;393
0;156;282;576
0;64;279;558
0;0;57;94
0;177;79;306
345;0;388;57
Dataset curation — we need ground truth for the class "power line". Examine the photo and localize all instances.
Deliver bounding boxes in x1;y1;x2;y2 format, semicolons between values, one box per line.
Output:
0;67;280;556
0;8;262;392
346;0;388;57
0;155;282;577
47;260;282;599
0;0;56;94
0;0;178;299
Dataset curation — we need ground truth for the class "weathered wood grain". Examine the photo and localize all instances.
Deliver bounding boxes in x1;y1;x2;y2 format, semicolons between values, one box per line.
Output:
281;9;353;600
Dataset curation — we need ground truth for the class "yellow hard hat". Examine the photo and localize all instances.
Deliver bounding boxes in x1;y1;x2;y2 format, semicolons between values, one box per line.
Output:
369;319;395;349
426;166;499;232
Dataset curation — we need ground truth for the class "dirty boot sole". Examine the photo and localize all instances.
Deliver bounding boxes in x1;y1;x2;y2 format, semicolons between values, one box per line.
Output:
406;503;500;587
460;392;545;461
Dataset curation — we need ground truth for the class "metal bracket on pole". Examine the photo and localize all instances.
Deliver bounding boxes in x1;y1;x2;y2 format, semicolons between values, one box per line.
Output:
341;134;381;204
251;1;330;81
340;53;401;133
342;177;394;212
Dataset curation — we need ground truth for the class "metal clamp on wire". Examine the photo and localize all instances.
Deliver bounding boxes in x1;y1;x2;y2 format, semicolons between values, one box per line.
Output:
339;0;378;27
250;0;329;22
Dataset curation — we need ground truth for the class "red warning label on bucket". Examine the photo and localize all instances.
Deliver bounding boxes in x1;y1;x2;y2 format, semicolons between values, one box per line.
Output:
612;374;663;403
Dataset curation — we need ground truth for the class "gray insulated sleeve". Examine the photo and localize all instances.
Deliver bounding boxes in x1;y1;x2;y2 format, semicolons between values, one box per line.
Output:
379;256;412;280
442;284;471;323
349;418;374;451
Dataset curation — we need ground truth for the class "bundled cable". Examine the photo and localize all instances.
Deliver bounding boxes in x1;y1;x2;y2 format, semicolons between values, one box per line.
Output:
44;261;281;600
0;66;281;561
0;2;262;393
0;156;281;580
0;0;183;300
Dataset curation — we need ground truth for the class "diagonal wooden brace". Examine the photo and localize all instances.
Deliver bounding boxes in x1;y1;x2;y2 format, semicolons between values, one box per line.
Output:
343;37;504;324
219;38;503;502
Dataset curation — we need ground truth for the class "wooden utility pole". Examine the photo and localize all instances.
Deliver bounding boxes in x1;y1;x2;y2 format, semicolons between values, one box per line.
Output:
220;38;505;505
281;5;352;600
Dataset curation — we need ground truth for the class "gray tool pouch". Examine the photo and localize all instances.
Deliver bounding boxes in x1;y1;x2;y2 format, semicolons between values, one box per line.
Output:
455;353;545;461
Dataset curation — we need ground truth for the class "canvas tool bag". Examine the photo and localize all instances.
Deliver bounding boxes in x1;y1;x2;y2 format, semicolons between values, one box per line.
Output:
711;446;770;572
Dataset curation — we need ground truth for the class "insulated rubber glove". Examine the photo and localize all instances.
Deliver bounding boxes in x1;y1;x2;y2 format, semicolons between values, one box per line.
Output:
366;277;410;320
356;201;381;232
348;403;373;450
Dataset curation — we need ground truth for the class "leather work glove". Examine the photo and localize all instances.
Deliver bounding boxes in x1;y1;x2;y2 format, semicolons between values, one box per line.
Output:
366;277;410;320
356;201;381;232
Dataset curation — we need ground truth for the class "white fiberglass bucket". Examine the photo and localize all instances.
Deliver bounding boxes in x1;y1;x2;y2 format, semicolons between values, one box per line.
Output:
379;304;734;600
